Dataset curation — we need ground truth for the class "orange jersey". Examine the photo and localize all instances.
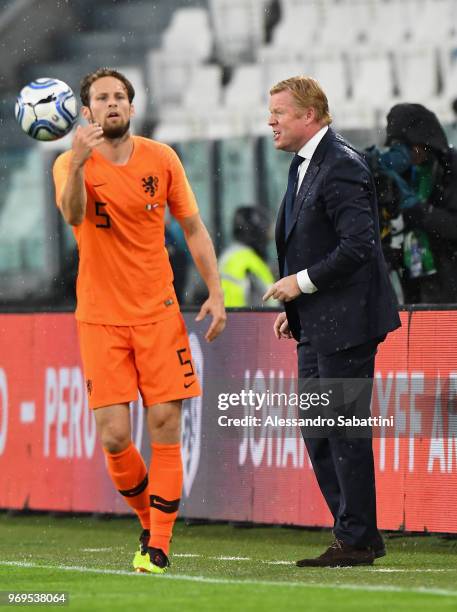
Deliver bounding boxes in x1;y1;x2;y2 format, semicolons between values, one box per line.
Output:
53;136;198;325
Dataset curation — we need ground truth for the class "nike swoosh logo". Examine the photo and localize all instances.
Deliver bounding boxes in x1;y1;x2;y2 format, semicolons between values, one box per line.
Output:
93;183;107;187
184;380;195;389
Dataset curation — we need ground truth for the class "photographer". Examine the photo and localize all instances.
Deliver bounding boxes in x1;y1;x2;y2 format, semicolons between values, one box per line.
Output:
383;103;457;303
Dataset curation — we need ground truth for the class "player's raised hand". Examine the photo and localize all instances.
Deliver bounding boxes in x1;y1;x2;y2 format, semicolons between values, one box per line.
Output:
71;123;104;167
273;311;293;340
195;293;226;342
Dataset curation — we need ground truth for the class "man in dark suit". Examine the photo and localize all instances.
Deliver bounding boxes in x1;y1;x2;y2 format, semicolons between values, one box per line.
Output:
263;76;401;567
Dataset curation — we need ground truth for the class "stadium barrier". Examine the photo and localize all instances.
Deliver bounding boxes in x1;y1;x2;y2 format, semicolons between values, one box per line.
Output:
0;310;456;533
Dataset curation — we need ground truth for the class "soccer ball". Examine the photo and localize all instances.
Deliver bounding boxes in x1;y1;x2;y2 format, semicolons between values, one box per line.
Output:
15;78;78;141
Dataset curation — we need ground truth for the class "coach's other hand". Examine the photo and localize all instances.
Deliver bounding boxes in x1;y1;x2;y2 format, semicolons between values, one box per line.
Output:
195;292;226;342
263;275;301;303
273;312;293;340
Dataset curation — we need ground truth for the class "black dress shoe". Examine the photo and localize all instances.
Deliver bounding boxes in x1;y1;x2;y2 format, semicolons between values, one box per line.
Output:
371;533;386;558
296;538;375;567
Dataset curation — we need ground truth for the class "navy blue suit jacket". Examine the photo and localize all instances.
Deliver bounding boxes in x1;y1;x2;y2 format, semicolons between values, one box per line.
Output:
275;128;401;354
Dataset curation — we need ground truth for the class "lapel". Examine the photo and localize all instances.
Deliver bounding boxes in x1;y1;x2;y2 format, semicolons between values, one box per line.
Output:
284;161;319;242
284;127;334;243
275;194;286;250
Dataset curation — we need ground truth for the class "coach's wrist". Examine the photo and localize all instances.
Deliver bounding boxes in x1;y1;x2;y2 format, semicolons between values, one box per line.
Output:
296;269;318;294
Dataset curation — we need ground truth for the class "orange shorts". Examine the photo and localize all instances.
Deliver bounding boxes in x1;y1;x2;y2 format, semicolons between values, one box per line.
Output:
77;313;201;409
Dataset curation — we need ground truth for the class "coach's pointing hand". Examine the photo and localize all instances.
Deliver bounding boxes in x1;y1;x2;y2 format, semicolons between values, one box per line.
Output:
263;275;301;303
195;292;226;342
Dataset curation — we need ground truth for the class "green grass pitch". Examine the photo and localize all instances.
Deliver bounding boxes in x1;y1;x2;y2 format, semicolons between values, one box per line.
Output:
0;513;456;611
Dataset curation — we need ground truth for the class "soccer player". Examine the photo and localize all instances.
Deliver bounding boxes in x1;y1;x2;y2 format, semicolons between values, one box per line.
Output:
53;68;226;573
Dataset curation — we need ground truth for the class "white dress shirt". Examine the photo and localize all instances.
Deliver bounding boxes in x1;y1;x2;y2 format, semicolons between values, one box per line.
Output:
293;125;329;294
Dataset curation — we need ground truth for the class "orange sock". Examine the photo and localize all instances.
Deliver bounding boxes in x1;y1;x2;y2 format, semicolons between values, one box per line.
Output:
149;443;183;555
104;442;150;530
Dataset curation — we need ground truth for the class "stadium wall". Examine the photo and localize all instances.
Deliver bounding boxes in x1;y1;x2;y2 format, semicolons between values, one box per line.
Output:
0;310;456;533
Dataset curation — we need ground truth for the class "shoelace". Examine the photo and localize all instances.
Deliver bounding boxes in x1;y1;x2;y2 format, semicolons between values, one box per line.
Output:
330;539;343;550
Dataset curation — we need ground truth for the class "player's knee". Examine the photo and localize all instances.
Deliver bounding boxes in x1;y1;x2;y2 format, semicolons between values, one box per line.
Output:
100;428;130;454
150;412;181;439
155;416;180;435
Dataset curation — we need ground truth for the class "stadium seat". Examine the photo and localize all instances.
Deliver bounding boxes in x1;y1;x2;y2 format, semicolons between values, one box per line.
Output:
154;102;270;142
394;44;439;101
310;51;350;104
258;47;312;91
409;0;457;44
147;50;216;114
425;44;457;123
271;1;321;50
422;96;454;125
182;65;222;108
278;0;323;28
153;108;199;143
344;48;396;129
162;7;212;60
204;107;245;139
146;7;214;115
438;44;457;101
318;0;376;48
223;64;264;107
369;0;415;45
219;64;271;137
208;0;266;64
350;49;395;104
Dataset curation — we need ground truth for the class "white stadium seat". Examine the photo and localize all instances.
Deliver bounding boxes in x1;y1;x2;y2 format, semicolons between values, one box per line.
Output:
310;51;349;104
394;44;439;101
182;65;223;108
318;0;376;49
350;49;395;104
258;46;312;91
208;0;267;64
410;0;457;44
224;64;263;106
346;48;396;129
162;7;212;61
438;44;457;100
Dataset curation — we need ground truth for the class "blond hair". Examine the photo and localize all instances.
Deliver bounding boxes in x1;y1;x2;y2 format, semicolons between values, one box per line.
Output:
270;76;332;125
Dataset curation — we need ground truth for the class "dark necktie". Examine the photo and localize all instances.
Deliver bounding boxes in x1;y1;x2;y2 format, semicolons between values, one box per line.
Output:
284;154;304;236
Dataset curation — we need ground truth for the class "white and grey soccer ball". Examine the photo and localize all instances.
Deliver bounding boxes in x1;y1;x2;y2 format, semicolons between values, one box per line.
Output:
15;78;78;141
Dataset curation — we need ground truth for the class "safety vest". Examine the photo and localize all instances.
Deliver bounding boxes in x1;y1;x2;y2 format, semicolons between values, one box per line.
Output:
218;242;275;307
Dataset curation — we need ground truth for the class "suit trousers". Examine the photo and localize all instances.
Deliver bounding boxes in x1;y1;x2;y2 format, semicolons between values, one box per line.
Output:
297;336;384;548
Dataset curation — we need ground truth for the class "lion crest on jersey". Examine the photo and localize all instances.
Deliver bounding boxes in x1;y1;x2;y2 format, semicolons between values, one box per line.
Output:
142;175;159;197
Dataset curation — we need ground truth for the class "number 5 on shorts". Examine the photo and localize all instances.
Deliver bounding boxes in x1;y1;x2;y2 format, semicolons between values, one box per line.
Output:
177;347;194;380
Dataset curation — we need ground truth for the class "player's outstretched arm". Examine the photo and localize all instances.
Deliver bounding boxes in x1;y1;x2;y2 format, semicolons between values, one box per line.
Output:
60;123;104;225
178;213;226;342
